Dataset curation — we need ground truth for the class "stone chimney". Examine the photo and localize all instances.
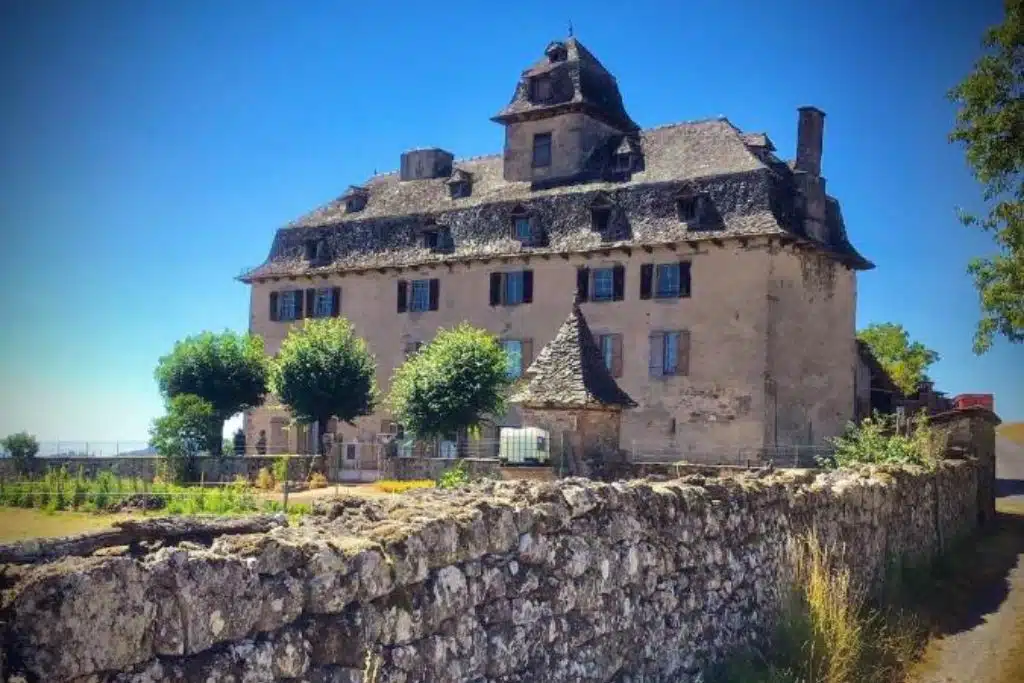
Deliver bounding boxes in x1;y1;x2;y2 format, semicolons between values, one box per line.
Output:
399;148;454;181
795;106;825;176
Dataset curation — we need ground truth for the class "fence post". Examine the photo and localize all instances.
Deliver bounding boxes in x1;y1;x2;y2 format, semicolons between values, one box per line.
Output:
282;479;289;514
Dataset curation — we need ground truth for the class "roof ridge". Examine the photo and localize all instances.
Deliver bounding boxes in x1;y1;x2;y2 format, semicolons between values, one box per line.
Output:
641;116;731;133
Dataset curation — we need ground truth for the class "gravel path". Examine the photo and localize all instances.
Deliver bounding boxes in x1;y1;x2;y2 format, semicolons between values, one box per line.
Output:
908;436;1024;683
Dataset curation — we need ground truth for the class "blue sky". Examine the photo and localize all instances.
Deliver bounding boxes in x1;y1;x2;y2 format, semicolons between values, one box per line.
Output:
0;0;1021;443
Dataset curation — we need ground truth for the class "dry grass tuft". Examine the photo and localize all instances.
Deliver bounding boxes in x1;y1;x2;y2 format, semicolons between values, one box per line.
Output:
307;472;329;490
373;479;435;494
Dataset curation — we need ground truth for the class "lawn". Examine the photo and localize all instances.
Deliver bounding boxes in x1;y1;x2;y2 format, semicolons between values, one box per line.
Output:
0;507;143;542
998;422;1024;446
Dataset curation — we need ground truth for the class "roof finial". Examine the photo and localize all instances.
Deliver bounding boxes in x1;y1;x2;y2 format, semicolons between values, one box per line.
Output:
568;20;573;37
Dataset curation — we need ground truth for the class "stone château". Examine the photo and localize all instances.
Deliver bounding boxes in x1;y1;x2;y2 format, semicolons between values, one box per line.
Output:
239;37;872;460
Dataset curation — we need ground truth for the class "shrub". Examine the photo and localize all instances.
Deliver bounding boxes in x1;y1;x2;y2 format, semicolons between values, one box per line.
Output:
272;456;289;485
150;394;218;482
308;471;329;489
255;467;276;491
436;460;470;489
822;411;947;470
374;479;435;494
2;432;39;474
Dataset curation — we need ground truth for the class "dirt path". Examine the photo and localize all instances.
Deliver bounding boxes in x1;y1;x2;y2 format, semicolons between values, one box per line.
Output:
908;437;1024;683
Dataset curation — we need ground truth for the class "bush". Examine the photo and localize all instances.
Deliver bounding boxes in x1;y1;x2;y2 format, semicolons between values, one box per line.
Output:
436;460;470;489
272;456;289;485
255;467;276;491
307;471;329;489
2;432;39;474
374;479;435;494
150;394;218;482
822;411;947;470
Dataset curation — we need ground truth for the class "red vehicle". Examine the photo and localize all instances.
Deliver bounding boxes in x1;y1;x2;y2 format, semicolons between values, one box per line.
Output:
952;394;994;411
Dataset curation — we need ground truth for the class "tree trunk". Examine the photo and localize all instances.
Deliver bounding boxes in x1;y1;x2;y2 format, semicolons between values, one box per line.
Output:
209;419;224;457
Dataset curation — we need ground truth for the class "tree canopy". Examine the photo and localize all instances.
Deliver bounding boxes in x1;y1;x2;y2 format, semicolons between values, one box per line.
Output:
388;323;512;440
857;323;940;396
149;394;217;482
949;0;1024;353
271;318;377;454
154;330;269;454
1;432;39;464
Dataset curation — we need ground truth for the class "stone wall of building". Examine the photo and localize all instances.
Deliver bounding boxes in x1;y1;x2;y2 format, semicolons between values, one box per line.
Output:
2;459;983;683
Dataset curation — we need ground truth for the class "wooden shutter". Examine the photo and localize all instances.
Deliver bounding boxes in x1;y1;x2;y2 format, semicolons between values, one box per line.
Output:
523;270;534;303
305;289;316;318
648;332;665;377
397;280;408;313
294;289;304;318
428;278;440;311
677;330;691;376
612;265;625;301
640;264;653;300
331;287;341;316
521;338;534;375
489;273;502;306
679;261;692;298
269;292;279;322
576;267;590;302
611;334;623;377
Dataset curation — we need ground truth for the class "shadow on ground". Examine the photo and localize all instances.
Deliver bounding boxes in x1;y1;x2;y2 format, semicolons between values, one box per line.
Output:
905;499;1024;638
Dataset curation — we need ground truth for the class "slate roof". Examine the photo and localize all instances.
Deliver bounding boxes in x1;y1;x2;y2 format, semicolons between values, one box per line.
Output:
509;298;637;409
239;41;873;282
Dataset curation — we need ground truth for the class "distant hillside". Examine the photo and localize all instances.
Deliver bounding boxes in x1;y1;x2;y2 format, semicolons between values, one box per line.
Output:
997;422;1024;446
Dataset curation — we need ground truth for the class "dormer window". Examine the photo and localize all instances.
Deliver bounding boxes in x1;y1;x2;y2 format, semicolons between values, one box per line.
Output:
531;75;554;103
614;153;632;173
544;41;568;63
676;192;707;223
423;230;439;250
304;239;328;263
449;181;471;199
342;185;369;213
509;207;534;244
590;195;614;234
446;168;473;199
304;240;317;261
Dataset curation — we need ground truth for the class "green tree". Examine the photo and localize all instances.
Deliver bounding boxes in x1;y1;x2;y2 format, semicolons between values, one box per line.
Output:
271;318;377;455
857;323;940;396
949;0;1024;353
155;331;269;455
388;323;511;441
149;394;217;482
1;431;39;474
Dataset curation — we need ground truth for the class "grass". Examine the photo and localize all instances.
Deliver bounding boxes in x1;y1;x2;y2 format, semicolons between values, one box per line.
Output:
0;507;142;542
373;479;435;494
997;422;1024;446
714;532;922;683
0;467;312;517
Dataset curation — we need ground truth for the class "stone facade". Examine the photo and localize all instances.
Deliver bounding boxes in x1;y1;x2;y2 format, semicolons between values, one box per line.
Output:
2;459;984;683
239;37;872;459
380;457;501;482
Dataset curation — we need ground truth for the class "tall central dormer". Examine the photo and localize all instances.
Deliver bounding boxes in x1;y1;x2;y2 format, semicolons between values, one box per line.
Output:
492;38;639;185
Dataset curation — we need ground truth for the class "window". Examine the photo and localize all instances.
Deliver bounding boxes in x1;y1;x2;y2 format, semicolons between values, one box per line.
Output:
532;75;553;102
304;240;318;261
503;340;523;379
345;443;357;460
677;194;706;223
449;182;470;199
532;133;552;168
278;290;299;321
592;268;615;301
501;339;533;379
314;288;334;317
639;262;692;300
656;263;681;297
490;270;534;306
649;330;690;377
599;333;623;377
615;153;632;172
404;340;423;358
397;278;440;313
577;265;625;302
410;280;430;312
512;215;532;242
423;230;439;249
591;206;611;233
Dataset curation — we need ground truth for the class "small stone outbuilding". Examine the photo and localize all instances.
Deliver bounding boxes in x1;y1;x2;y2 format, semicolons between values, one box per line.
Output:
510;297;637;477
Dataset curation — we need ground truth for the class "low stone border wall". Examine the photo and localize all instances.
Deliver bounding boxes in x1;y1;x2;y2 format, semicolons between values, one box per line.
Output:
1;458;984;683
380;456;501;481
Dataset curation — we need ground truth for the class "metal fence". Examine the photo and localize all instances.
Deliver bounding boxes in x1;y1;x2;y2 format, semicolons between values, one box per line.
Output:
387;435;551;465
0;441;152;458
629;442;834;469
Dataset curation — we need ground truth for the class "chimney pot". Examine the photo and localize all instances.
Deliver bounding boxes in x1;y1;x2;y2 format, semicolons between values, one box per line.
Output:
795;106;826;176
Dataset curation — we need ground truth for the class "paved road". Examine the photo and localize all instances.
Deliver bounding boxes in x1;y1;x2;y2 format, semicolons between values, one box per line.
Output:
909;435;1024;683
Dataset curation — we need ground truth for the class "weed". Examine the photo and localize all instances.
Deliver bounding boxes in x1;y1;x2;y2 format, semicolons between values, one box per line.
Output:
308;471;329;489
256;467;276;491
436;460;470;489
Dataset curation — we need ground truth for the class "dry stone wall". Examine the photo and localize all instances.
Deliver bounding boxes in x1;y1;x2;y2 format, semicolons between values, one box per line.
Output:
1;460;981;683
